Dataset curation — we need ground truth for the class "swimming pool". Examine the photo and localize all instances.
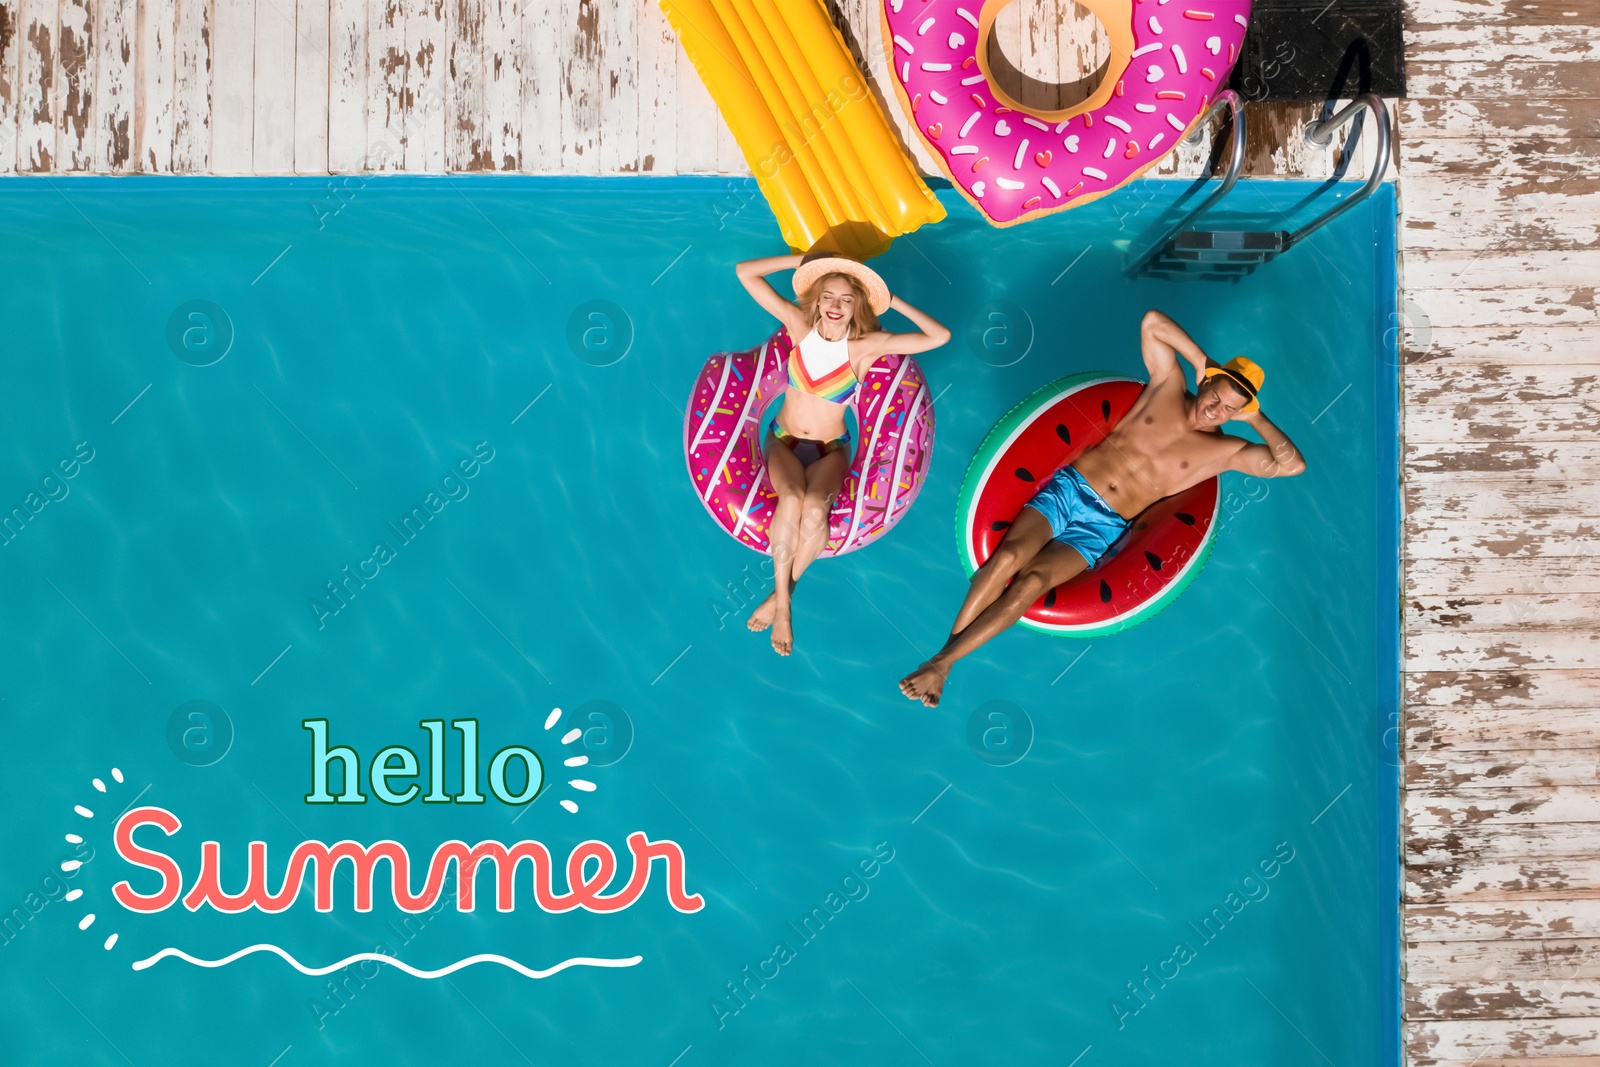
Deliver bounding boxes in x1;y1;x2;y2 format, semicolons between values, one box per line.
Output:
0;175;1398;1065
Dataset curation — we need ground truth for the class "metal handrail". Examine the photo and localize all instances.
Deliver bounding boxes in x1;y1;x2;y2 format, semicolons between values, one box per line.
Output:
1124;89;1246;277
1284;93;1392;250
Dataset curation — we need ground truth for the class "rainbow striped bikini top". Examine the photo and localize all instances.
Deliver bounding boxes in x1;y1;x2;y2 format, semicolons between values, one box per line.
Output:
787;328;859;404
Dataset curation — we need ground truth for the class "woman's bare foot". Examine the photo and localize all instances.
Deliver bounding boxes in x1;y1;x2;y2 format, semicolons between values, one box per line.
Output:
771;609;793;656
746;591;778;632
899;659;950;707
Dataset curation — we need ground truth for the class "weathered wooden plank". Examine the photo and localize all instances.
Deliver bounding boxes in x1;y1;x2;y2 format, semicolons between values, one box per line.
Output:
56;0;91;170
366;0;405;171
1408;403;1600;443
636;0;674;174
1407;59;1600;99
668;6;717;174
211;0;254;173
1410;938;1600;985
1409;705;1600;754
1409;479;1600;523
1400;97;1600;140
520;0;558;170
1409;856;1600;904
445;0;483;169
1410;822;1600;867
1402;138;1600;183
1403;184;1600;252
559;0;598;173
1414;783;1600;825
171;0;211;172
1411;593;1600;633
0;0;19;173
251;0;296;173
1407;25;1600;63
1408;517;1600;560
134;0;174;170
1237;99;1378;183
1409;671;1600;711
1024;0;1064;111
1407;327;1600;366
294;0;330;172
17;0;54;171
597;0;635;172
480;0;519;170
1409;979;1600;1021
90;0;131;171
1406;251;1600;290
404;0;445;170
1408;900;1600;943
1406;287;1599;329
1409;442;1600;481
1407;1016;1600;1063
1410;631;1600;672
1410;1059;1600;1067
714;78;740;175
1409;557;1600;597
328;0;367;172
1406;0;1600;28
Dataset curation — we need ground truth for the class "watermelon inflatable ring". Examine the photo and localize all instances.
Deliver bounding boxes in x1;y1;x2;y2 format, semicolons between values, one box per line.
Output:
955;373;1221;637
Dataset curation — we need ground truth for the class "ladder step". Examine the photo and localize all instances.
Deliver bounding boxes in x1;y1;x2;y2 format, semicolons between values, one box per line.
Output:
1171;230;1289;253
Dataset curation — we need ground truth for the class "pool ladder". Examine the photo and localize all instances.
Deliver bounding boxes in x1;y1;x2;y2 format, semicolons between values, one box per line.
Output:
1127;91;1392;280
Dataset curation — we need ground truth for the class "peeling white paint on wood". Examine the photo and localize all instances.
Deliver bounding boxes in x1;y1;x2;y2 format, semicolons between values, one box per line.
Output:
18;0;55;171
172;0;211;172
92;0;133;171
295;0;331;173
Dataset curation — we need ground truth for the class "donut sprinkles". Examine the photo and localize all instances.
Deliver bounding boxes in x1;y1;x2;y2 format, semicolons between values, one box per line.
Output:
684;329;936;558
882;0;1252;225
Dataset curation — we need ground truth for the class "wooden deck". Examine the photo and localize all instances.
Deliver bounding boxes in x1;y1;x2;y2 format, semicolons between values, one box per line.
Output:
1398;0;1600;1062
0;0;1368;178
1;0;1592;1063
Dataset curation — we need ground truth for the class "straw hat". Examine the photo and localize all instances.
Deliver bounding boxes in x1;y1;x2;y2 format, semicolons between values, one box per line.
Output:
792;251;891;315
1203;356;1265;414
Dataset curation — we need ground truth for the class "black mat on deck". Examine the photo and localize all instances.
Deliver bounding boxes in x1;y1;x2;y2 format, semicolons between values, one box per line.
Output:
1231;0;1407;101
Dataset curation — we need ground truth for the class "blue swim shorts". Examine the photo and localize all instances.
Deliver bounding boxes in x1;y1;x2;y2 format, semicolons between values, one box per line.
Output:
1023;465;1130;569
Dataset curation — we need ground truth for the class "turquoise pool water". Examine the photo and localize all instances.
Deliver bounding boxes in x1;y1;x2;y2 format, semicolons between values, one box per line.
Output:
0;176;1398;1066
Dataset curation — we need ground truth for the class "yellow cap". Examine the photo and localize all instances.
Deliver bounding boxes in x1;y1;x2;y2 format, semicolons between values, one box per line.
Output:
1203;356;1264;414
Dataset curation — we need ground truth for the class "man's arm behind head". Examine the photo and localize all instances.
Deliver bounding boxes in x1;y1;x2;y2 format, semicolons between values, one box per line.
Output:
1140;310;1215;386
1225;411;1309;479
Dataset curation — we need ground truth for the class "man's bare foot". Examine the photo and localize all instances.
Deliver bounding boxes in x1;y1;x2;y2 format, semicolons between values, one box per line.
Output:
899;660;950;707
771;610;793;656
746;591;778;632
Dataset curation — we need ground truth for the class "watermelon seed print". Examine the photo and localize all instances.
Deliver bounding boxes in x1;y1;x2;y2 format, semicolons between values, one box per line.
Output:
991;520;1011;531
1056;423;1070;444
1044;587;1058;608
1145;551;1163;571
1015;466;1035;482
1175;512;1196;525
1099;579;1113;603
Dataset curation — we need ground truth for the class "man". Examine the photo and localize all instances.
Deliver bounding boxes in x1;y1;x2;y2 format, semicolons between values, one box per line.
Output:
899;310;1308;707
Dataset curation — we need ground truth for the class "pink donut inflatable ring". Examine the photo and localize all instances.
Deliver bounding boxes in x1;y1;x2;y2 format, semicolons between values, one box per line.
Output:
684;328;935;558
882;0;1252;225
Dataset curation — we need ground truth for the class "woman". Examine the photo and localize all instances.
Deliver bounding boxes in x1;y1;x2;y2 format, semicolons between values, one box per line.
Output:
734;250;951;656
